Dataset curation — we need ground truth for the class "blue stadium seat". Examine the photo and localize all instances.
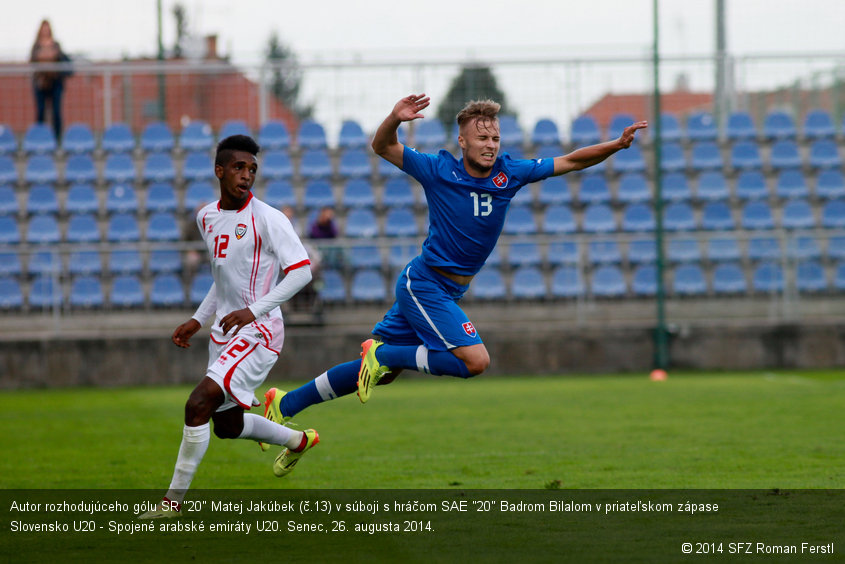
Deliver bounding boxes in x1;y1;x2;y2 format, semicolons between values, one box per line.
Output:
0;124;17;155
26;184;59;216
570;115;601;146
786;236;821;261
103;153;136;183
69;276;104;308
338;149;371;179
503;206;537;235
781;199;815;230
262;180;296;209
107;214;141;242
342;179;375;208
25;155;58;184
587;240;622;265
821;200;845;229
712;263;747;294
0;216;20;244
537;177;572;206
261;150;294;179
388;244;417;269
319;269;347;303
550;266;584;298
628;239;656;264
0;155;17;184
769;140;802;170
27;251;60;276
506;241;542;268
150;274;185;307
22;123;57;154
775;170;809;199
578;175;611;205
747;237;781;262
219;120;251;140
725;111;757;141
66;214;100;243
795;261;827;293
62;123;96;154
762;111;797;141
663;202;696;231
107;250;143;275
706;237;741;263
64;154;97;183
531;118;560;146
835;263;845;292
730;141;763;171
111;275;146;308
485;246;503;268
299;149;332;179
672;264;707;296
184;181;216;211
303;180;335;209
67;249;101;276
101;123;135;153
382;178;415;208
147;212;181;241
0;251;22;277
661;172;692;202
337;120;367;150
826;236;845;262
350;269;387;302
511;184;534;207
591;265;627;298
547;241;579;266
140;122;174;153
808;140;841;170
377;153;403;180
659;143;686;173
257;121;291;151
182;151;214;182
415;119;448;149
105;184;138;214
701;201;735;230
752;262;784;293
802;109;836;140
667;239;701;263
28;275;61;309
735;170;769;200
689;142;723;171
607;113;636;140
297;119;327;150
581;204;616;233
471;268;506;300
617;173;650;204
143;152;176;182
0;277;23;309
26;214;60;244
0;186;16;216
658;113;683;142
498;115;523;147
686;112;717;141
179;121;213;152
741;201;775;230
542;205;576;234
188;272;214;306
631;264;658;297
612;144;646;174
149;249;182;274
697;171;730;202
344;208;378;238
347;244;382;270
384;208;418;237
145;182;178;213
511;266;546;299
621;203;655;232
816;170;845;200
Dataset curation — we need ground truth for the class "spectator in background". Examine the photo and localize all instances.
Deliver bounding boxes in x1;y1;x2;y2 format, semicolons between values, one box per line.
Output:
30;20;71;142
309;206;338;239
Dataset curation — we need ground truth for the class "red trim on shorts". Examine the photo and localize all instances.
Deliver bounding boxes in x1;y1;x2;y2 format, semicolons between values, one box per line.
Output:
210;333;230;345
284;259;311;274
223;341;260;409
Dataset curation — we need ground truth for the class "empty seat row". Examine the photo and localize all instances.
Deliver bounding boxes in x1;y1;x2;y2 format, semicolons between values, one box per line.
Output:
0;249;191;277
0;213;183;244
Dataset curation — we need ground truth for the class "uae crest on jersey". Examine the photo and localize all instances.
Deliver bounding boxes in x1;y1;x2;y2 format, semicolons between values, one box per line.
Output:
235;224;247;240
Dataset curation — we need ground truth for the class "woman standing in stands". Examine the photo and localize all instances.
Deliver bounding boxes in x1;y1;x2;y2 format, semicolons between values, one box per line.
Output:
30;20;70;142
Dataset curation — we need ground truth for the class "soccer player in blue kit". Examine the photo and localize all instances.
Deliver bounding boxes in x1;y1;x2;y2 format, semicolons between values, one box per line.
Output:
263;93;646;429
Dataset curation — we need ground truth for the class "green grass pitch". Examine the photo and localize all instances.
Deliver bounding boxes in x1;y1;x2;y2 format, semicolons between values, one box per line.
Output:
1;370;843;489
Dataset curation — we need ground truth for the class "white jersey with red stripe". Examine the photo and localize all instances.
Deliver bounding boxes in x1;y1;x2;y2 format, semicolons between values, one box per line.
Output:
196;193;310;351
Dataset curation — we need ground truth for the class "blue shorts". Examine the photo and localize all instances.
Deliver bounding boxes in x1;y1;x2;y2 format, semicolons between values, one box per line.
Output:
372;256;482;352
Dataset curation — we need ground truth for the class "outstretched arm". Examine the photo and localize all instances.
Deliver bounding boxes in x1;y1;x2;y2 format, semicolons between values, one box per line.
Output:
553;121;648;175
371;93;431;169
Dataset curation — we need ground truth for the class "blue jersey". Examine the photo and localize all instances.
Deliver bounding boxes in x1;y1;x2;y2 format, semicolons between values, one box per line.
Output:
402;146;554;276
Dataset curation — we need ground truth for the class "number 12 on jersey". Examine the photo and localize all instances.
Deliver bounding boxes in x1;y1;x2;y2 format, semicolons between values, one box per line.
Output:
470;192;492;217
214;234;229;258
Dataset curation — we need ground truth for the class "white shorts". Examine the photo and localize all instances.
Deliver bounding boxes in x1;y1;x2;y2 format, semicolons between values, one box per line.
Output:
206;334;279;411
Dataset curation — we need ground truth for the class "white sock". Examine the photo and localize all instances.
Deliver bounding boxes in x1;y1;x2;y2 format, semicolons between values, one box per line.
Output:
239;413;303;449
165;423;210;505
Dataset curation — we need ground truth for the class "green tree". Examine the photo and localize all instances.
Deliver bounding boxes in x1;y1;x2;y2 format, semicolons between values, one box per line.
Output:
266;32;312;120
436;65;514;127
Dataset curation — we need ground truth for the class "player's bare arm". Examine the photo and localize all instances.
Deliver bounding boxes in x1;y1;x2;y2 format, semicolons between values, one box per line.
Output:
172;319;201;348
219;307;256;336
552;120;648;175
372;93;430;169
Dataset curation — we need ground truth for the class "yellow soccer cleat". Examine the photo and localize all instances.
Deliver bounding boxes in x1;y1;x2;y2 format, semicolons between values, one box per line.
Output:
258;388;291;452
138;500;182;520
273;429;320;477
357;339;390;404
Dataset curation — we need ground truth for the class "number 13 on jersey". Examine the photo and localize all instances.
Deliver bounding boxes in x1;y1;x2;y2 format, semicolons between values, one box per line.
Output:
470;192;492;217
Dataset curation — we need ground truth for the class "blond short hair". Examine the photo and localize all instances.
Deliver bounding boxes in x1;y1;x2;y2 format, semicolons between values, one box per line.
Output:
456;99;501;130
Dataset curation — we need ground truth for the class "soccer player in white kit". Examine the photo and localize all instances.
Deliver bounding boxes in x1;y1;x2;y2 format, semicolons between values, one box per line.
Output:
139;135;319;519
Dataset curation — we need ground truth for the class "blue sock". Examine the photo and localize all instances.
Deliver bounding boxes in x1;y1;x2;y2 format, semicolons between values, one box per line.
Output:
376;344;472;378
281;360;360;418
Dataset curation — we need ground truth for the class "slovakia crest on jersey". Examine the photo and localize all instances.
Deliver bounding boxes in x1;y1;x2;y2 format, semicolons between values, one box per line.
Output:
492;172;509;188
235;223;247;240
462;322;477;337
